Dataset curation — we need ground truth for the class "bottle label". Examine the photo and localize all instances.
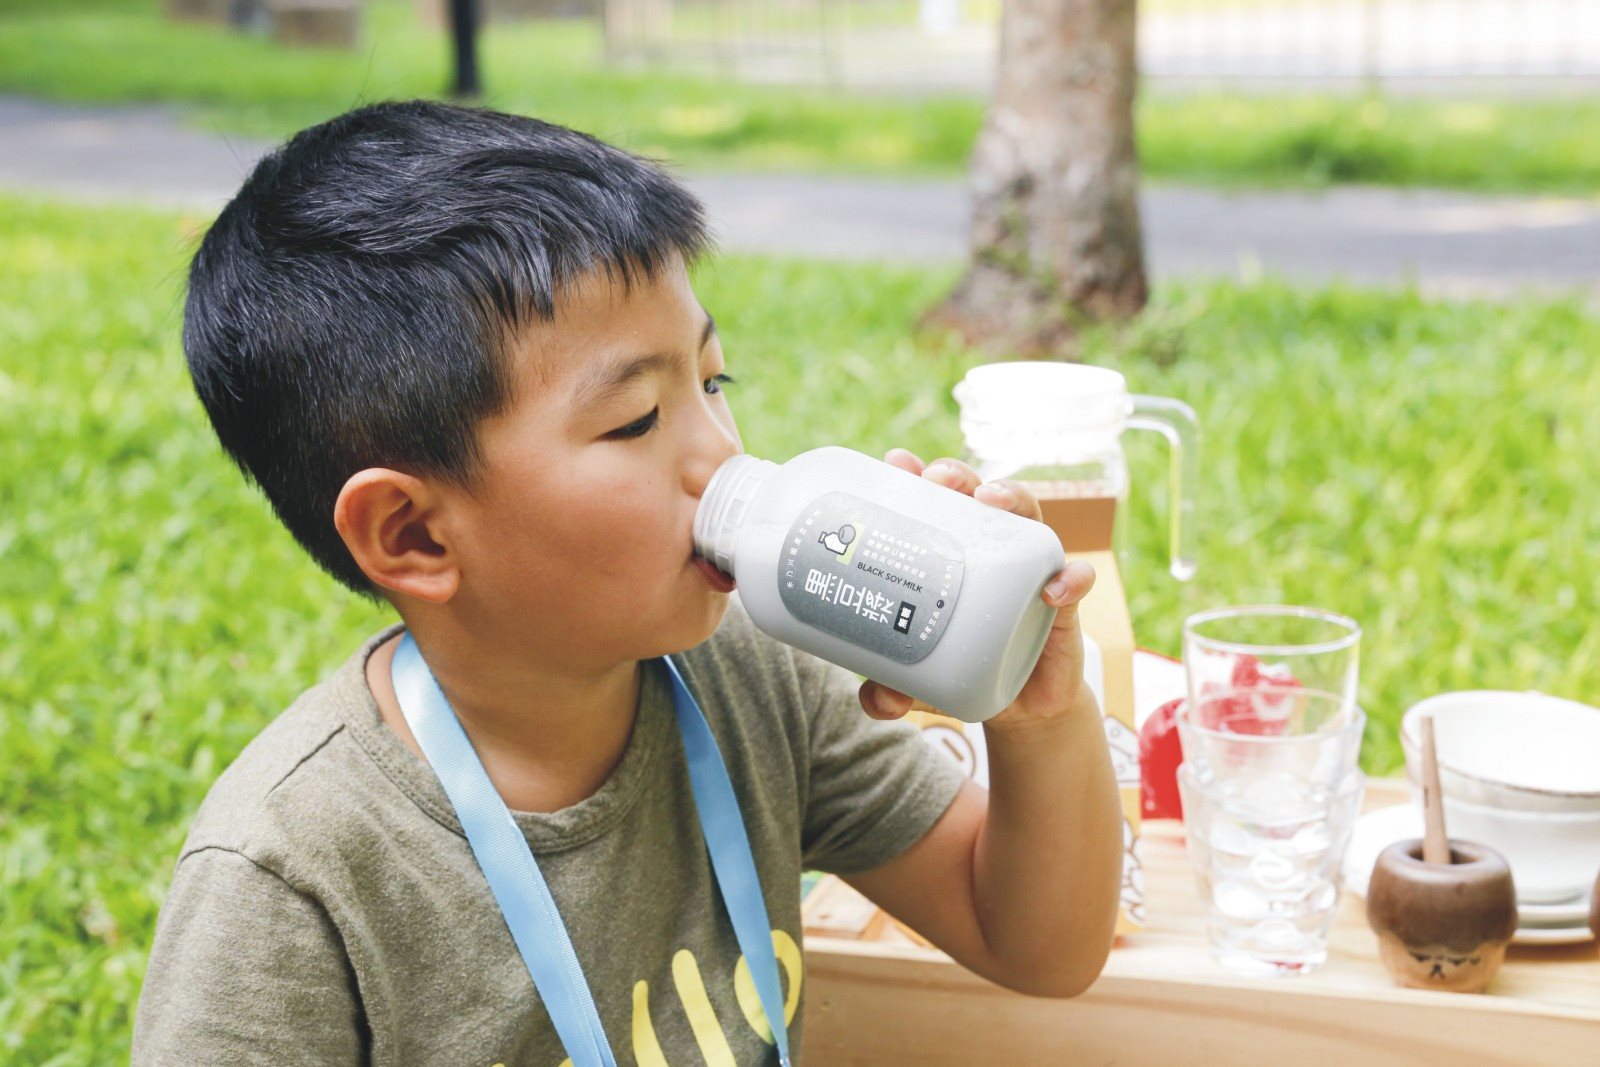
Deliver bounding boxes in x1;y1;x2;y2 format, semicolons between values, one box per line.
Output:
778;491;965;664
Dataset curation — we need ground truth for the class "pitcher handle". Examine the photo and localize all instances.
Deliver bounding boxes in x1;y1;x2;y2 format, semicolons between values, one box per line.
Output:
1127;395;1200;582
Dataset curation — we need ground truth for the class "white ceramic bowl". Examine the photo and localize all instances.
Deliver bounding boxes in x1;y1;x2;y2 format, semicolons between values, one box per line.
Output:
1403;788;1600;904
1401;690;1600;814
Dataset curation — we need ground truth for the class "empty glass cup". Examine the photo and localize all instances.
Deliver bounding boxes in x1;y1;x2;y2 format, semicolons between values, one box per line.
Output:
1183;605;1361;724
1177;605;1365;976
1178;759;1365;976
1179;689;1365;799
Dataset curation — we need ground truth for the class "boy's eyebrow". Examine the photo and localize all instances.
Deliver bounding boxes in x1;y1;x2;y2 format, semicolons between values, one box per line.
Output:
569;311;718;409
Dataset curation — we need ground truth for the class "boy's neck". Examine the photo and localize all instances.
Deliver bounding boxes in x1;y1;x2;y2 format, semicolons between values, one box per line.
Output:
365;628;644;815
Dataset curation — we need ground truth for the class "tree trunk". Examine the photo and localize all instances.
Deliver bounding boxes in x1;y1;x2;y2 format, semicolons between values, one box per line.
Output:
923;0;1146;359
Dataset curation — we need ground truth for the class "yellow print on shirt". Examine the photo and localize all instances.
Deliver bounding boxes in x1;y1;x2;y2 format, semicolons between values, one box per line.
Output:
496;929;803;1067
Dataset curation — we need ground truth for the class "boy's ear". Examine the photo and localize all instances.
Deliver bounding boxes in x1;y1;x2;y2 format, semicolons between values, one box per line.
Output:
334;469;460;605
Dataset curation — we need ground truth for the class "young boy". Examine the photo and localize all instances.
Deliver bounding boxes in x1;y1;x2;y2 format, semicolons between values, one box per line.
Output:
132;100;1122;1065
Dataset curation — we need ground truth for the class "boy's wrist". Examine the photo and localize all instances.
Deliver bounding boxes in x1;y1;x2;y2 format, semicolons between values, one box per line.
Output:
981;682;1101;745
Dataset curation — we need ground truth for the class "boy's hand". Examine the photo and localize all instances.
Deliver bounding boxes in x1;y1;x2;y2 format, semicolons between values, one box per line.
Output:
858;449;1098;736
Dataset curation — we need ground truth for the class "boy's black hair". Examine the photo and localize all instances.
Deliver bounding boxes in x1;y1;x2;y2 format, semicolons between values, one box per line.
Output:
183;99;715;601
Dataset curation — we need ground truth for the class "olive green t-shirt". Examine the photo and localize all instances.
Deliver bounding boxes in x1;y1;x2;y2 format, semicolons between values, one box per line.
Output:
131;592;967;1065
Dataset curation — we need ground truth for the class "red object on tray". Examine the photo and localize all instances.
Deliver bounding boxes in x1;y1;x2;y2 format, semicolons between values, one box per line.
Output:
1140;697;1185;820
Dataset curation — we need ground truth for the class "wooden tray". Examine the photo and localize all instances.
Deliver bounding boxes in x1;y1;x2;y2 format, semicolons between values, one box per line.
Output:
801;778;1599;1063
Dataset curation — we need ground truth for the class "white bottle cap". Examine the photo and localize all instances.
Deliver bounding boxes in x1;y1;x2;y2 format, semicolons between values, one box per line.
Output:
693;454;778;574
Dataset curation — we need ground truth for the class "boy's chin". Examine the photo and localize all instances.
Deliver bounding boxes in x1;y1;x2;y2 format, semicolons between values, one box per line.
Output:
694;583;733;623
664;582;732;650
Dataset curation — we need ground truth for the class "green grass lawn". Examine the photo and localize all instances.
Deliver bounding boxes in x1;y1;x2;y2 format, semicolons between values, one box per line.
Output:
3;193;1598;1057
3;0;1599;192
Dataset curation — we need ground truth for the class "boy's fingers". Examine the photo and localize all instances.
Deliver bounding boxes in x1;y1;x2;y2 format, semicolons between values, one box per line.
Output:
974;478;1043;522
922;457;981;495
860;681;913;720
884;448;926;476
1043;559;1097;607
896;456;1044;523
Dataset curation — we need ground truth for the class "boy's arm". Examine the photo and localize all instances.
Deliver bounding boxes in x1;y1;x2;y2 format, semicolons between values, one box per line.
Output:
841;451;1123;999
133;847;365;1065
842;688;1122;998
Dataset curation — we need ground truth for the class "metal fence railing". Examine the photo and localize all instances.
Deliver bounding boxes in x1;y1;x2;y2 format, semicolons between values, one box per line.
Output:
598;0;1600;92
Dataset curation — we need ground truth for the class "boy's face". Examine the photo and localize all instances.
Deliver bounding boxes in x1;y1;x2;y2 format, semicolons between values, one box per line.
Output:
443;255;743;664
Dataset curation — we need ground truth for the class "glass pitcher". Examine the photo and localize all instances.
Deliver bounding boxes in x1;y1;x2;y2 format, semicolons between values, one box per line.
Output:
952;362;1199;581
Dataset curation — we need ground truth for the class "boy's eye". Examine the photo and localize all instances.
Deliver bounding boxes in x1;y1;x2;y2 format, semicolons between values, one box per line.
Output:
609;375;735;440
611;408;660;439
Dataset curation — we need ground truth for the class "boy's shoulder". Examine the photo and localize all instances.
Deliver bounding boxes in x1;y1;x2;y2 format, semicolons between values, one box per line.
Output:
175;623;406;881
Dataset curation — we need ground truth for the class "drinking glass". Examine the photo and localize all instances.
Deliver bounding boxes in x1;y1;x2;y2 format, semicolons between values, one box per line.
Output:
1183;604;1361;723
1177;605;1365;976
1178;757;1365;976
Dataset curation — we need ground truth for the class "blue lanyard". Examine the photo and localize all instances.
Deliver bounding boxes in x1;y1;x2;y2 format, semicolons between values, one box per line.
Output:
391;633;792;1067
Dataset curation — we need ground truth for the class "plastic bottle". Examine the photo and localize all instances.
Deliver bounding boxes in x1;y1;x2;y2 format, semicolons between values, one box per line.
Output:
693;446;1068;723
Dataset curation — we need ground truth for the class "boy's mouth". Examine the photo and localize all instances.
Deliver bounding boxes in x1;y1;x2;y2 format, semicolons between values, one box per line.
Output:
691;553;737;593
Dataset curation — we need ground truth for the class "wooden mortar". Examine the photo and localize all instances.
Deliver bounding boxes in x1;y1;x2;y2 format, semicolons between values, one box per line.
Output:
1365;714;1518;993
1366;839;1518;993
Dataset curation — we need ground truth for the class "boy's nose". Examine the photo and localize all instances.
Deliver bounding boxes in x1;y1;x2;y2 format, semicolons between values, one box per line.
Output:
687;443;742;502
684;414;743;500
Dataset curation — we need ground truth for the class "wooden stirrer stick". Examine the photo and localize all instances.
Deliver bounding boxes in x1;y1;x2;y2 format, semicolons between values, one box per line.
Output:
1420;714;1451;865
